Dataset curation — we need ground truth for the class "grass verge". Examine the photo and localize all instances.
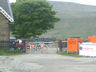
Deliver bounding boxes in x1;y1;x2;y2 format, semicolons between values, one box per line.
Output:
0;48;24;56
57;51;80;57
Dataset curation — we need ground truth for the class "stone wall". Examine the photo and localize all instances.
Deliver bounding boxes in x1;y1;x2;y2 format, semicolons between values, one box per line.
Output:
0;13;10;48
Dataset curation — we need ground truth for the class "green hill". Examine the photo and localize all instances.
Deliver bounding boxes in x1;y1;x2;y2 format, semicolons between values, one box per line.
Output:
41;1;96;39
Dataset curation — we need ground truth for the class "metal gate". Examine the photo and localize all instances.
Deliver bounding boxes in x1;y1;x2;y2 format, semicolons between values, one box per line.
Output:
25;41;67;54
26;42;57;54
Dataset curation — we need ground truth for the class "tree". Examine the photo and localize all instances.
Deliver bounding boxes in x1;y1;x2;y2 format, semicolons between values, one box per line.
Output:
11;0;59;38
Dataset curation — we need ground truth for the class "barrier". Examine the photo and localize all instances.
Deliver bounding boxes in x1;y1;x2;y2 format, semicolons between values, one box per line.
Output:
25;42;56;53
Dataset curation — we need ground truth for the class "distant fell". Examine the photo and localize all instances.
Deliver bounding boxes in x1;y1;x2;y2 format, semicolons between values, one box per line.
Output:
41;1;96;39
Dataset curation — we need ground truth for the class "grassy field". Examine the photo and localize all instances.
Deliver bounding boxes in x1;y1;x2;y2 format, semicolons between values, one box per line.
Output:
41;1;96;40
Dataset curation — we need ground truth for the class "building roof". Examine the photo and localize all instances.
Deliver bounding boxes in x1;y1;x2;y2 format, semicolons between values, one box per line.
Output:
0;0;13;18
0;6;14;22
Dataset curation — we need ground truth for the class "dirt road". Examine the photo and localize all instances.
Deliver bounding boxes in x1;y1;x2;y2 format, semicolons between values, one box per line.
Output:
1;53;96;72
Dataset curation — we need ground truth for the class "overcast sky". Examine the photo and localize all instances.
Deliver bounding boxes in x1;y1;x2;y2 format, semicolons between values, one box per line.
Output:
9;0;96;6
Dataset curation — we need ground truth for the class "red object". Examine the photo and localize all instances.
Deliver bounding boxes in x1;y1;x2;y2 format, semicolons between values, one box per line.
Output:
57;40;59;45
88;36;96;43
15;42;25;47
67;38;83;52
15;42;19;47
26;42;36;49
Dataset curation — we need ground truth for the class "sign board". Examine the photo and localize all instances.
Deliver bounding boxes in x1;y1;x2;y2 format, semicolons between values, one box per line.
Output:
79;42;96;56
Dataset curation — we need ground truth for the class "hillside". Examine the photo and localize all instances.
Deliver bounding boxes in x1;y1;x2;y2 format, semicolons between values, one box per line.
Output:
41;1;96;39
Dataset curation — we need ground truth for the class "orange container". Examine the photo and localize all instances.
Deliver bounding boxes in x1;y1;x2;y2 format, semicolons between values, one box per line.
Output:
88;36;96;43
67;38;83;52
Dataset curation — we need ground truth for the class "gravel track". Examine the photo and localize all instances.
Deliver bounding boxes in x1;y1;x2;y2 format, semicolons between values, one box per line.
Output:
0;48;96;72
